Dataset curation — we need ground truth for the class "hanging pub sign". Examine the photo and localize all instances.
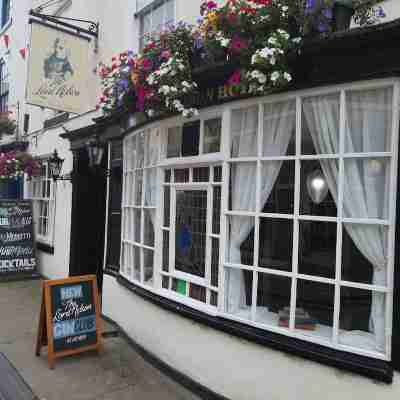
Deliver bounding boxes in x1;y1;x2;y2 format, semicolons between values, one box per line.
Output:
36;275;102;369
26;20;90;113
0;200;38;278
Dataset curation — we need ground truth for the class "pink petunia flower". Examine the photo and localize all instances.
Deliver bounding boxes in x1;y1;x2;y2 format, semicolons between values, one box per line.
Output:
229;35;249;53
141;58;153;71
228;70;241;85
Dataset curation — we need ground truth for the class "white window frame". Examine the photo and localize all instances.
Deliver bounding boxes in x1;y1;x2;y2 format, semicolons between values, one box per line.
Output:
137;0;175;50
121;78;400;361
26;160;55;246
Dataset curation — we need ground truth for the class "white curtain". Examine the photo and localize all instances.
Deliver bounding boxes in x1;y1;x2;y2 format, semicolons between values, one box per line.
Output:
303;88;392;351
227;102;296;313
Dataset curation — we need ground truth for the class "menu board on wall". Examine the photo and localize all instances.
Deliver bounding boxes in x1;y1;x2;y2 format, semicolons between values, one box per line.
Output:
35;275;102;368
0;200;37;277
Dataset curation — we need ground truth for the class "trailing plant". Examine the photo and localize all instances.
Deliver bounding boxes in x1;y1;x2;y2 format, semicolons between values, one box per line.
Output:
97;0;385;119
0;151;41;180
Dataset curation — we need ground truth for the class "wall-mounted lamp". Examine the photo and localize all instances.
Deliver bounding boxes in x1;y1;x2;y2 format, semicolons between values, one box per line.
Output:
306;169;329;204
86;135;104;168
49;149;71;181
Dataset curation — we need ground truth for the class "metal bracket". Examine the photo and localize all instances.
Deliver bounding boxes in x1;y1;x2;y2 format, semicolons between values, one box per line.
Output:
29;10;99;38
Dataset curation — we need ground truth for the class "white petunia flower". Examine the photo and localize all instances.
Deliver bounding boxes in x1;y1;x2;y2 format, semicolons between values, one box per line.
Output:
271;71;280;82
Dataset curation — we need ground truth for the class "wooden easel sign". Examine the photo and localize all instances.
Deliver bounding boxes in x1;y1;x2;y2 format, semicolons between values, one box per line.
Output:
35;275;102;368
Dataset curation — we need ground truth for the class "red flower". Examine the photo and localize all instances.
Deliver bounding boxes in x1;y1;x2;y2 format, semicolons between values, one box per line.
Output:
229;35;249;53
240;7;257;15
228;70;241;85
141;58;152;71
144;42;156;51
250;0;272;5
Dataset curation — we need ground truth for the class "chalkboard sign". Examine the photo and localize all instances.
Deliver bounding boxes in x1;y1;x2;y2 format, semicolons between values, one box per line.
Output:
0;200;37;277
35;275;102;368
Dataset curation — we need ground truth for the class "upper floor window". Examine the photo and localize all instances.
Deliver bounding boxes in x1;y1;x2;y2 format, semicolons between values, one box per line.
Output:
1;0;10;28
138;0;175;50
0;60;9;113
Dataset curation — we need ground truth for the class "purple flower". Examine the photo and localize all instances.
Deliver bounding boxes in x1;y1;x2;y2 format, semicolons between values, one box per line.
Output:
376;6;386;18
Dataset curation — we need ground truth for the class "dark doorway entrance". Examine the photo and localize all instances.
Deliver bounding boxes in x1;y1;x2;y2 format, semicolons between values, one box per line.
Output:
69;146;108;291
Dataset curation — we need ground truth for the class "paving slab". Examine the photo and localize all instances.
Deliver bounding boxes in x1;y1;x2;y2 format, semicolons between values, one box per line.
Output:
0;279;200;400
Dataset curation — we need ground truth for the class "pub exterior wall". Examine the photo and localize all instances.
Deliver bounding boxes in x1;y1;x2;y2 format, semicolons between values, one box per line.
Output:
103;275;400;400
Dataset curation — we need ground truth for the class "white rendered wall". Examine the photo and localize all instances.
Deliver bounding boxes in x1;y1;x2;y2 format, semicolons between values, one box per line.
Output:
103;275;400;400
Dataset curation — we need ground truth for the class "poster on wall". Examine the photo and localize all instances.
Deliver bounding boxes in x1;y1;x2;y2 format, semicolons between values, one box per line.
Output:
0;200;38;278
26;20;90;113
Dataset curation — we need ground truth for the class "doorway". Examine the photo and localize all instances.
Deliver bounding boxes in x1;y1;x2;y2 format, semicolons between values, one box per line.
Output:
69;146;108;291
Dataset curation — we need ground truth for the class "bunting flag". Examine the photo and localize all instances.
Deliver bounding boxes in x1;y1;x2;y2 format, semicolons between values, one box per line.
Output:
19;48;27;59
3;34;9;48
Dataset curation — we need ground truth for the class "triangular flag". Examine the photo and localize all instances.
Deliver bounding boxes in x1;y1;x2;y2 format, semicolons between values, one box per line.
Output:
3;34;9;48
19;48;26;59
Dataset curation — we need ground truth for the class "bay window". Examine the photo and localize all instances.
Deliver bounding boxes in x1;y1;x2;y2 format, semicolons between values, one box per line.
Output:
121;79;399;361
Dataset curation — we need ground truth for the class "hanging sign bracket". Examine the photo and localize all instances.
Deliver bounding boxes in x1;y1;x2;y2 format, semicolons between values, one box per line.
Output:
29;10;99;38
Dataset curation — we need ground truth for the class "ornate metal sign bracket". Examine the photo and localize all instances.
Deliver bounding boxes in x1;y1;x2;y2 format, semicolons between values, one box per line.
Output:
29;10;99;38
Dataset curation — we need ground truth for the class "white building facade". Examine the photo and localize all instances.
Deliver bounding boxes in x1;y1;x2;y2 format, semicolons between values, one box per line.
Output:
3;0;400;398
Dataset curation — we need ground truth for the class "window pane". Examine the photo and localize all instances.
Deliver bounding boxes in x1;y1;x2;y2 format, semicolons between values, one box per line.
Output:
134;209;141;243
213;166;222;182
225;267;253;319
229;162;257;211
302;93;340;155
193;167;209;182
143;209;154;247
262;160;295;214
167;127;181;158
175;190;207;277
172;278;187;295
210;291;218;306
343;158;389;220
152;4;163;31
204;118;221;154
298;221;336;279
342;223;387;286
211;238;219;287
174;168;189;183
345;87;392;154
231;106;258;157
162;230;169;272
295;280;334;341
339;287;385;353
262;100;296;156
143;249;154;286
134;170;143;205
133;245;141;281
140;13;151;37
300;160;337;217
145;168;157;206
259;218;292;272
165;0;174;22
228;216;254;266
164;169;171;182
182;121;200;156
162;275;170;289
164;186;170;227
257;273;291;328
212;186;221;234
145;128;159;166
136;133;144;168
189;283;206;303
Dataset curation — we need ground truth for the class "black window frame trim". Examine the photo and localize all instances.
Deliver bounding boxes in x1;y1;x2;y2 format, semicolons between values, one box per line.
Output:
116;273;393;383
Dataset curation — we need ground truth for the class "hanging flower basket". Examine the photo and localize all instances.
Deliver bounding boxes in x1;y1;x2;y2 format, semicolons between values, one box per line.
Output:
0;151;41;180
0;112;17;137
97;0;386;119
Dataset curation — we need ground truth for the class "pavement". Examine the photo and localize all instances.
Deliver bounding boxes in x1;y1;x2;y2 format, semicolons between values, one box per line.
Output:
0;279;201;400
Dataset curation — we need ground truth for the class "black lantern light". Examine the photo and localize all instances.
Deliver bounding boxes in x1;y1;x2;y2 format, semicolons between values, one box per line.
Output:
49;149;65;181
86;135;104;168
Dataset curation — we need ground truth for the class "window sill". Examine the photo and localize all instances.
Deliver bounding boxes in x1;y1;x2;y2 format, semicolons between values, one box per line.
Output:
36;241;54;254
0;19;12;37
116;273;393;383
